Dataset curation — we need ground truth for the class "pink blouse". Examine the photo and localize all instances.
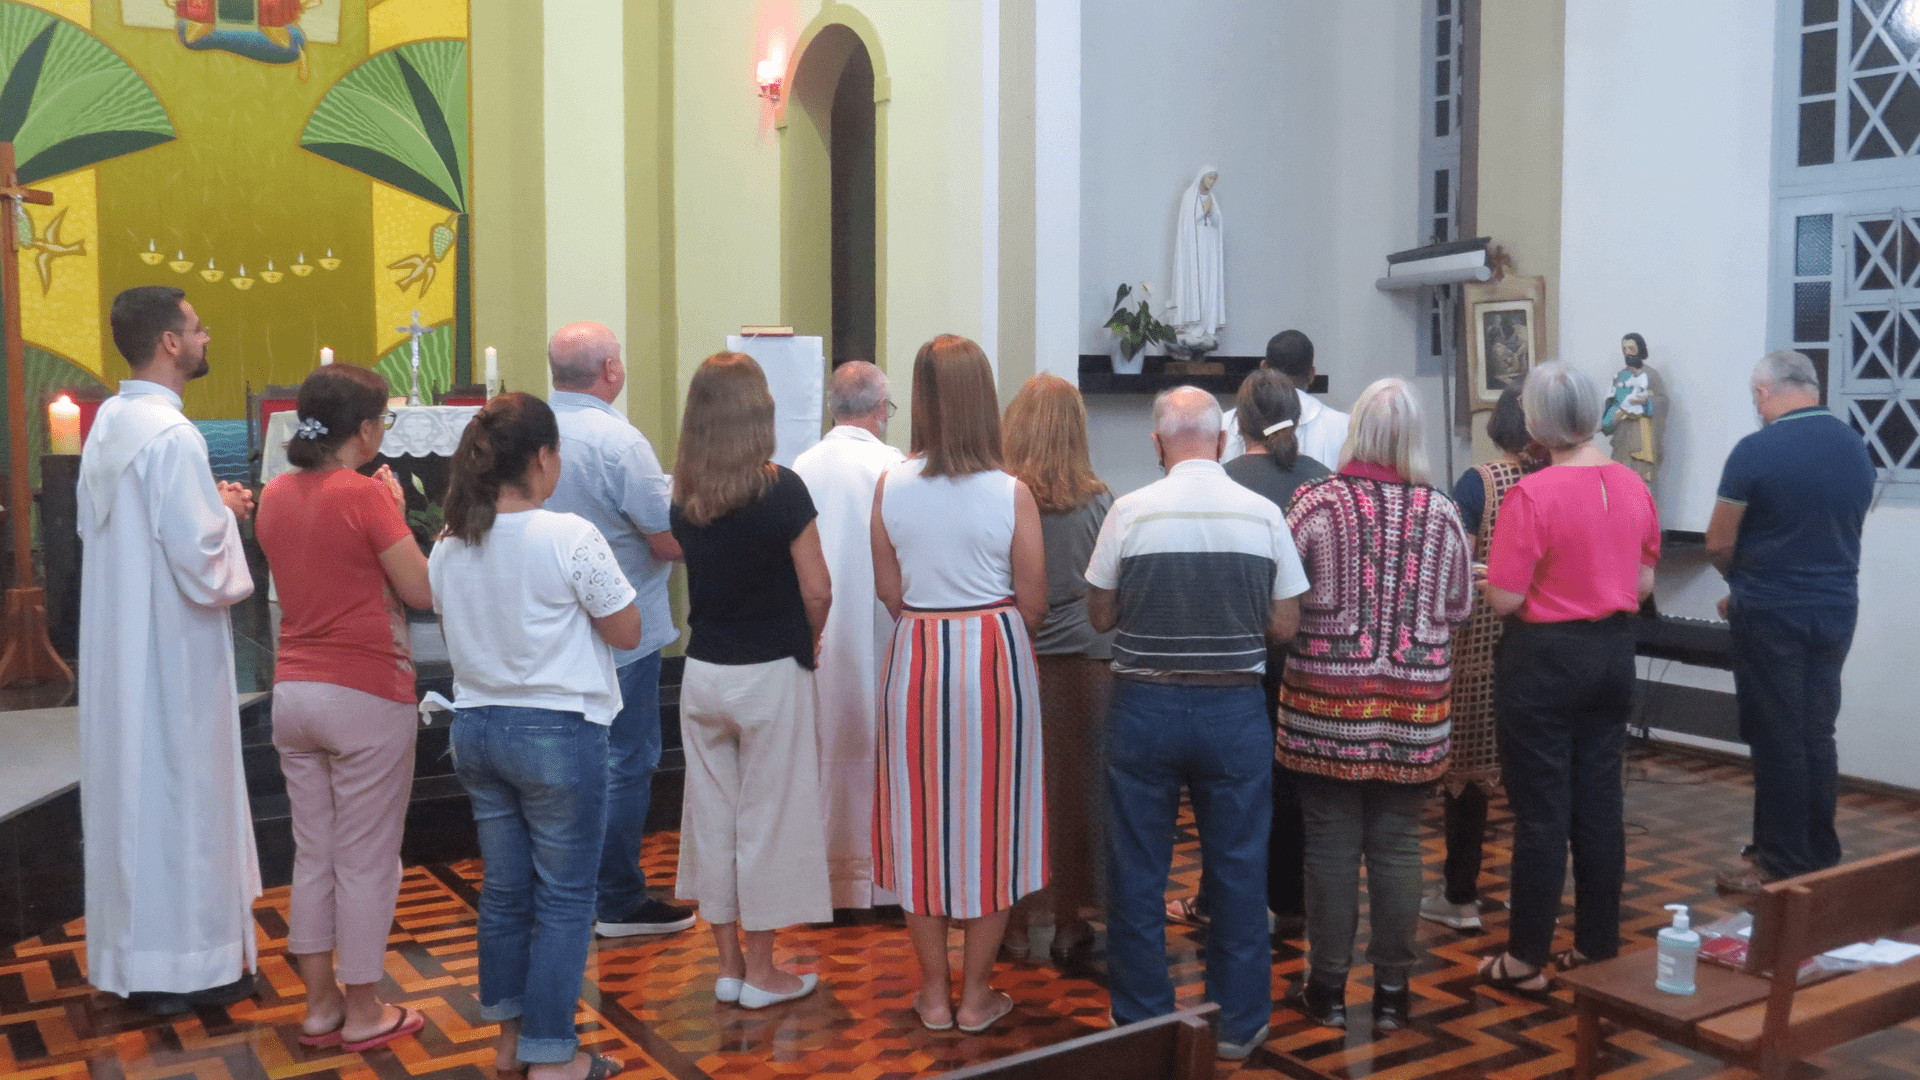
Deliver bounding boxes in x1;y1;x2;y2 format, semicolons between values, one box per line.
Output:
1486;462;1660;623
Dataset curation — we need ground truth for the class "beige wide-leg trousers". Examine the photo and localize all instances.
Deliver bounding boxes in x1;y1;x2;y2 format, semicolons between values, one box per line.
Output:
674;657;833;930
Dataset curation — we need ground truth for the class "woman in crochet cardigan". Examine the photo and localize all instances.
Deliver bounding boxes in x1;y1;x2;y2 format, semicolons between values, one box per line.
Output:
1277;378;1474;1031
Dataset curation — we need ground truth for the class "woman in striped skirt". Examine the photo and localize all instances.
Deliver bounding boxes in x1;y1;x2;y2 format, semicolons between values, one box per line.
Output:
872;334;1048;1034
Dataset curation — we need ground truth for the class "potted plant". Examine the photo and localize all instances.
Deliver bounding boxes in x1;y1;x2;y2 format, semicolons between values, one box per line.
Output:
1103;282;1177;375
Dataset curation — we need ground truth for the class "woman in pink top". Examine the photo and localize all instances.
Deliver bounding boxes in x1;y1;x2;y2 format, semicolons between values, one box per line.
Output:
1477;361;1659;992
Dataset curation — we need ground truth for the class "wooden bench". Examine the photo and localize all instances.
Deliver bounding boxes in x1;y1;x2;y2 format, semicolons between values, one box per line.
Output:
929;1004;1217;1080
1561;845;1920;1080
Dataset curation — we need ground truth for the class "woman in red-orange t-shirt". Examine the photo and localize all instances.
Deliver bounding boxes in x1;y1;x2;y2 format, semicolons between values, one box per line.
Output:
255;364;433;1053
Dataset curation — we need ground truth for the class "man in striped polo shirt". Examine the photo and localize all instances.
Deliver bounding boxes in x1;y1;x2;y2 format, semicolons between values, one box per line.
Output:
1085;386;1310;1059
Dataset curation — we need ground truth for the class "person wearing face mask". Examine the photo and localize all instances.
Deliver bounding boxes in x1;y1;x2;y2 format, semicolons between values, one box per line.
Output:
1705;350;1874;895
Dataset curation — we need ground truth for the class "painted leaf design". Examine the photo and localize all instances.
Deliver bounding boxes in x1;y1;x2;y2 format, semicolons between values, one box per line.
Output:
373;324;455;401
302;40;469;212
0;2;175;183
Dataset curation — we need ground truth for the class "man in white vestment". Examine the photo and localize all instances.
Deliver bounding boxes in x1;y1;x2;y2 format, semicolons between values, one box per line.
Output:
78;286;259;1015
1221;330;1349;467
791;362;904;909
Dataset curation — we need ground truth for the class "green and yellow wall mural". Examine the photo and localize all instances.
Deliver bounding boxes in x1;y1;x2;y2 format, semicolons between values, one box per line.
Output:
0;0;472;429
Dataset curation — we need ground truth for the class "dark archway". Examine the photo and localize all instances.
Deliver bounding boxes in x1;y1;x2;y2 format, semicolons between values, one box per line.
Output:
828;44;875;367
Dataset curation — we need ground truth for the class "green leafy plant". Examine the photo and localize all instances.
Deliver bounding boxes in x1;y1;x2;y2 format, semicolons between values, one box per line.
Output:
0;4;176;183
404;472;444;546
1103;282;1176;361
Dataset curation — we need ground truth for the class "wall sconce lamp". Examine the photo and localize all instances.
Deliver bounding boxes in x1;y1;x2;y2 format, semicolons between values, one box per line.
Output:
756;58;783;104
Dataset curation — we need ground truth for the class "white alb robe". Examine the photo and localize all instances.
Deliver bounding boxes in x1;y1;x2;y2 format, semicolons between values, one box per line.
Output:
791;424;905;908
77;381;258;995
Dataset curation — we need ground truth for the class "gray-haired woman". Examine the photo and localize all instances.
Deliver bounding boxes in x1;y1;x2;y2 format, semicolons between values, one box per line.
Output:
1477;361;1661;992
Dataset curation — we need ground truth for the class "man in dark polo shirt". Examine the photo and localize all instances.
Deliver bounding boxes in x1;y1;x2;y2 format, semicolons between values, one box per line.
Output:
1706;350;1875;893
1085;386;1309;1060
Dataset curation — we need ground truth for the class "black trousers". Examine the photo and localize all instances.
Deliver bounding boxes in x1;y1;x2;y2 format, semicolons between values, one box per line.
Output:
1495;615;1634;966
1442;785;1489;905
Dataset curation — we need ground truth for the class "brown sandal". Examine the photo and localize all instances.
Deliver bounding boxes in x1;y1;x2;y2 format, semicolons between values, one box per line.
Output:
1477;952;1551;993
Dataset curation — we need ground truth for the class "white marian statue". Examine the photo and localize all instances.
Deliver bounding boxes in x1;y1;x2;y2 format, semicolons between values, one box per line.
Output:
1171;166;1225;346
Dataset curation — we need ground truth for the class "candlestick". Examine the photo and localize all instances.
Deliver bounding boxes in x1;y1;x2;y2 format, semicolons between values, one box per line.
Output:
47;395;80;455
319;346;333;366
485;346;499;397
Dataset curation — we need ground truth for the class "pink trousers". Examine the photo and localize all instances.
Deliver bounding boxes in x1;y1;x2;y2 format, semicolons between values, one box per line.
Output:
272;681;417;984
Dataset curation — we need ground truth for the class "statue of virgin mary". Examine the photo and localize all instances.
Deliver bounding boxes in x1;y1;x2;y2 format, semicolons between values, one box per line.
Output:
1171;166;1225;343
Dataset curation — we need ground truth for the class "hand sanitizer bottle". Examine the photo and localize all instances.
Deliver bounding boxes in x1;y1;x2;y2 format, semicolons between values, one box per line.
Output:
1655;903;1700;995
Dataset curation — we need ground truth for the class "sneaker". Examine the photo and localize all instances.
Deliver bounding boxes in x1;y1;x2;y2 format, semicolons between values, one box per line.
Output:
1418;893;1482;930
595;897;696;937
1372;983;1411;1031
1216;1022;1270;1061
1285;978;1347;1029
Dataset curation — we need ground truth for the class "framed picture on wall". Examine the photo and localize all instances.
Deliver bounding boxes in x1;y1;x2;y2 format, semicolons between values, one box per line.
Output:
1468;298;1536;404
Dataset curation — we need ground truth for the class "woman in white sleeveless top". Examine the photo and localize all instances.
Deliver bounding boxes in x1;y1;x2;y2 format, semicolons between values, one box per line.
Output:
872;335;1047;1034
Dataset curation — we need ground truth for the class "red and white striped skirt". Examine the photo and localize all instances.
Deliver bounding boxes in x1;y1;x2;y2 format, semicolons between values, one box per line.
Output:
874;601;1048;918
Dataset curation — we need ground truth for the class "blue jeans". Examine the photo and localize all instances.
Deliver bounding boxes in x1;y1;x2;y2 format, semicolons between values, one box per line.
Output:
1104;679;1272;1044
1730;603;1855;880
452;707;609;1064
597;652;663;919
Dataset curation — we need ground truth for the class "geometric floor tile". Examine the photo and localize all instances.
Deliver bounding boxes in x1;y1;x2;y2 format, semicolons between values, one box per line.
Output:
3;744;1917;1079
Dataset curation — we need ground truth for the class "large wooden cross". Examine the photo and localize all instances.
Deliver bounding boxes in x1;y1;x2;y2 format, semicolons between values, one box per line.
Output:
0;141;72;687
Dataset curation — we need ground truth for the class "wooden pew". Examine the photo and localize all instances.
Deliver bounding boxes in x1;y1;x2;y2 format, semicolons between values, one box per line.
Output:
1562;845;1920;1080
929;1004;1218;1080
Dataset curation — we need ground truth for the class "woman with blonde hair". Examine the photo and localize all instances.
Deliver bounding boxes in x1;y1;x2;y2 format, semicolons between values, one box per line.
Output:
670;352;834;1008
873;335;1047;1032
1000;372;1113;961
1278;378;1473;1031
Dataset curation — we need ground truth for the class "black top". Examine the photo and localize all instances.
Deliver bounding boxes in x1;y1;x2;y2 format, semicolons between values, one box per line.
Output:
1716;408;1875;610
671;465;818;668
1223;451;1331;515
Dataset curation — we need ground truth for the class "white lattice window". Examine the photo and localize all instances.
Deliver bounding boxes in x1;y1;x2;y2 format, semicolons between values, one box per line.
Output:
1775;0;1920;496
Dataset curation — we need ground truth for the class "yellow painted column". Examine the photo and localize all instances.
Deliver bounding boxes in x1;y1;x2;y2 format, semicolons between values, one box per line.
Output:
471;0;547;397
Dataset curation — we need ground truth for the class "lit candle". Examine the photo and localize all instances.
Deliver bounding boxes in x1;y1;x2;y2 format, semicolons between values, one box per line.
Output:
48;395;80;455
484;346;498;393
319;346;333;366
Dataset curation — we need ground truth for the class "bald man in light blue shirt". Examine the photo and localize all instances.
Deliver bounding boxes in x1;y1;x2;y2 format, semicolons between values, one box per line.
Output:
545;322;694;938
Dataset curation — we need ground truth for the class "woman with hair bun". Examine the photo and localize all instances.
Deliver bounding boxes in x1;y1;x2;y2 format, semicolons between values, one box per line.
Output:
256;363;433;1052
430;392;641;1080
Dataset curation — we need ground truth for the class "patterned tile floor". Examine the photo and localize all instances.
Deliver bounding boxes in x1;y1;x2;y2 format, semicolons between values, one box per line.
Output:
4;745;1919;1080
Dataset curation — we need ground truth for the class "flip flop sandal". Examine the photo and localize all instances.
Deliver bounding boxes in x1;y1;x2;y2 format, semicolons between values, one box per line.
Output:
1166;898;1209;927
956;991;1015;1034
1477;952;1551;993
341;1007;427;1053
580;1052;624;1080
297;1021;345;1047
915;1003;955;1031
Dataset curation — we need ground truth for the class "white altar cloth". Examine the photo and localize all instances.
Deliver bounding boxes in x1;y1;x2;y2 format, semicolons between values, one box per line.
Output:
262;404;479;484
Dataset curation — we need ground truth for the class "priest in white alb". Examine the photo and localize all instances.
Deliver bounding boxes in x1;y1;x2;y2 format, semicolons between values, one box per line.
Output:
792;361;904;909
78;286;260;1015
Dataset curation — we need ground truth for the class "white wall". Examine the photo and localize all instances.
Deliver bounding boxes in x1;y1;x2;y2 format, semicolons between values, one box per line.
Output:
545;0;627;410
1562;0;1920;790
1560;0;1774;536
1079;1;1430;496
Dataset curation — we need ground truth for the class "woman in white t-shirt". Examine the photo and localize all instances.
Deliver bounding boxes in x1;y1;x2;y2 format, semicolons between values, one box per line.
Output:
428;394;640;1080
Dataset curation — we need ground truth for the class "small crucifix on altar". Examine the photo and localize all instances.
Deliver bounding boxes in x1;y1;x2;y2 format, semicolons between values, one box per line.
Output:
0;141;73;687
396;309;427;406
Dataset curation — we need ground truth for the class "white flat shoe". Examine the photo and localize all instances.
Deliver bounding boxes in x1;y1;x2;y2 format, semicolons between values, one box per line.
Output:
736;973;817;1009
715;977;743;1003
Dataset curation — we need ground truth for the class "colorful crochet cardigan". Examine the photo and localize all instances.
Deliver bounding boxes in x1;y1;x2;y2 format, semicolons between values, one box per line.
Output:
1277;464;1474;783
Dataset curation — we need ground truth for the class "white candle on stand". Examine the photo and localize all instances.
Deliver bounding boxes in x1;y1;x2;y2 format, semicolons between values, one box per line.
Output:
319;346;333;366
484;346;499;395
48;395;80;455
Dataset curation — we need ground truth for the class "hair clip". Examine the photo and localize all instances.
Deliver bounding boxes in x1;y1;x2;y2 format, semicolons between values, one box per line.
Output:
1262;419;1296;436
295;417;330;440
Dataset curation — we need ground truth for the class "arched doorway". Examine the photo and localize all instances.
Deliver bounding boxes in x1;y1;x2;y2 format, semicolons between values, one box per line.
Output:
781;18;882;370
